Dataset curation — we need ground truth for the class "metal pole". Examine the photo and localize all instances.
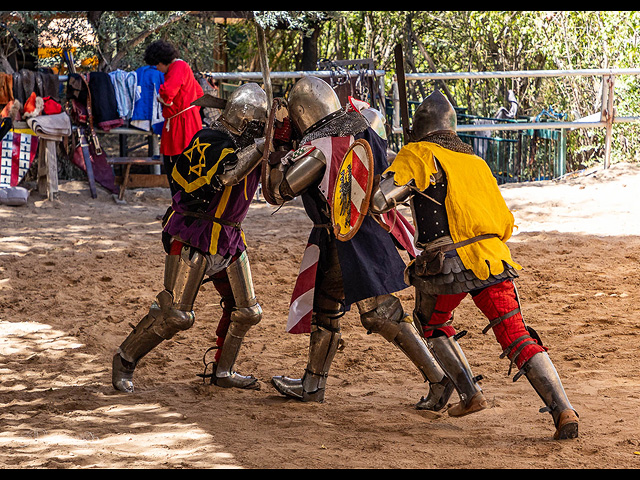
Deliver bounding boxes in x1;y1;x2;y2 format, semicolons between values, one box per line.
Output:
405;67;640;81
203;70;386;81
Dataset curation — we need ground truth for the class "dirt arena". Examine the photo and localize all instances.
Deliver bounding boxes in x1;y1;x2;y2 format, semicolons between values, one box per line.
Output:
1;162;639;469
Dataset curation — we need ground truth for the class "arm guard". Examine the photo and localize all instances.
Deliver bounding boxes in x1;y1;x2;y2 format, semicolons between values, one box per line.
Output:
369;171;413;214
217;137;265;187
267;146;327;204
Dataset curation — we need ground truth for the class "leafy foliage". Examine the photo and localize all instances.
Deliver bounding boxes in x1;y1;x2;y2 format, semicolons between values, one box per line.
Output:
3;10;640;167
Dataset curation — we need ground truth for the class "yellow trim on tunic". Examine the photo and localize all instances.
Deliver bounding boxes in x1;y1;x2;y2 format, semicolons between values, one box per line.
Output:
385;141;522;280
208;185;233;255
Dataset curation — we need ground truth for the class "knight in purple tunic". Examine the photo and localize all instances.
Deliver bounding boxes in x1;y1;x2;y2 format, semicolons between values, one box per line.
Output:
111;83;268;393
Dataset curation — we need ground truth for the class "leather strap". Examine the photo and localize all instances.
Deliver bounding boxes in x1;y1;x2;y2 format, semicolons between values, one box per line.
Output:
482;307;522;334
180;211;242;230
422;233;499;255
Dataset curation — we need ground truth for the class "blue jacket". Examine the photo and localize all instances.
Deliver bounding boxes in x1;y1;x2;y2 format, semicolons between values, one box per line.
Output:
131;65;165;135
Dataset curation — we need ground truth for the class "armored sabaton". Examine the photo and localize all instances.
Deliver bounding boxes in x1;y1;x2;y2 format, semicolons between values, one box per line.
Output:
266;76;454;410
369;90;578;438
112;84;268;393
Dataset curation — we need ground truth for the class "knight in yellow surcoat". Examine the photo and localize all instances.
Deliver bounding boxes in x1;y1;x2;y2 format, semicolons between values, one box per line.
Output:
369;90;578;441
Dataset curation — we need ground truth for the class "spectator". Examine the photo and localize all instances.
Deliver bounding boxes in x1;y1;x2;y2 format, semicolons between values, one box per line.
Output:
143;40;203;195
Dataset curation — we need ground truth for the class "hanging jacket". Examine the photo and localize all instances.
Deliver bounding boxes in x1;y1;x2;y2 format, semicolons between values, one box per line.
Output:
109;69;138;120
131;65;165;135
87;72;123;131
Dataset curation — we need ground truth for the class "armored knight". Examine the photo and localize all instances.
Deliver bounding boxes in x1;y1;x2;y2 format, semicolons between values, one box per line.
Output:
264;76;454;410
112;83;269;392
369;89;579;439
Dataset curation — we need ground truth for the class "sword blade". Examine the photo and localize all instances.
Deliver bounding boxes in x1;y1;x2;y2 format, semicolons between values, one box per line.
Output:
255;23;273;110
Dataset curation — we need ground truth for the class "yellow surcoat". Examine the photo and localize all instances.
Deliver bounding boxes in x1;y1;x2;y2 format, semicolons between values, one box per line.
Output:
385;141;522;280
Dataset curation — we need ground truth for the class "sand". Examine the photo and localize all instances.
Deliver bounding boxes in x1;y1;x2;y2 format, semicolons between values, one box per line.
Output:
1;161;640;469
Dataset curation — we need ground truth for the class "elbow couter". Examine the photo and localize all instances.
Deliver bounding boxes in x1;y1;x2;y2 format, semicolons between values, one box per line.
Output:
369;189;394;215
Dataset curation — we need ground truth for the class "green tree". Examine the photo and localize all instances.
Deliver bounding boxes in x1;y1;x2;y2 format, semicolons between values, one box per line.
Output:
3;10;640;168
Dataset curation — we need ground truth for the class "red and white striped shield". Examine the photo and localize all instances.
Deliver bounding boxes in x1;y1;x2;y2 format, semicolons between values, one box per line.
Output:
331;139;374;241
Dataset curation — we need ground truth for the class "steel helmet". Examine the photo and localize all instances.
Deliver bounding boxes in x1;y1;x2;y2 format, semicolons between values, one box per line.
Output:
287;76;342;135
219;83;268;135
411;89;457;141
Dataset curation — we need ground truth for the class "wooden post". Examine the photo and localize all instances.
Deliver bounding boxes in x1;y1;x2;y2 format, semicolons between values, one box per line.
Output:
36;135;61;201
601;74;615;169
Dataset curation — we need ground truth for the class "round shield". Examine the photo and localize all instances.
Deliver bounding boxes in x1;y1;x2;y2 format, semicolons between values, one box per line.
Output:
331;139;375;241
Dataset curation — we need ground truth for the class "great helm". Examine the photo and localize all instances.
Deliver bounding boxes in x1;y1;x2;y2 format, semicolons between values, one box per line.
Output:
410;89;457;142
287;76;342;135
219;83;268;136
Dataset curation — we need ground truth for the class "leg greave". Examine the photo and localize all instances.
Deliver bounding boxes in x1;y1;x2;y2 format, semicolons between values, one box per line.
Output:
358;294;454;411
214;251;262;387
427;334;483;407
521;351;576;424
117;248;207;365
113;248;207;392
304;320;342;391
358;295;447;385
272;240;344;402
271;315;341;402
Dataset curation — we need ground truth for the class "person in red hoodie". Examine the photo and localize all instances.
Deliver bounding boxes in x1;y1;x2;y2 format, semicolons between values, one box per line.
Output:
143;40;203;196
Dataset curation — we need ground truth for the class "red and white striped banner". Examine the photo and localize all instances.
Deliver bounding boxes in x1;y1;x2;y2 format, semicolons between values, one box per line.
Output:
286;243;320;334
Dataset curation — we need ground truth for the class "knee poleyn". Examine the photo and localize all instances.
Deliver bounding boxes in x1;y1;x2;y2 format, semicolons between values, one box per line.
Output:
359;296;406;342
230;303;263;330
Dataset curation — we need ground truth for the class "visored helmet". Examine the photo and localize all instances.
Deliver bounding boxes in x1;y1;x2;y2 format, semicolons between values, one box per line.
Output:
219;83;268;135
411;89;457;142
287;76;342;135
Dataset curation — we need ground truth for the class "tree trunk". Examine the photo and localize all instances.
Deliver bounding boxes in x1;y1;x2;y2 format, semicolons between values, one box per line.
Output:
300;23;320;71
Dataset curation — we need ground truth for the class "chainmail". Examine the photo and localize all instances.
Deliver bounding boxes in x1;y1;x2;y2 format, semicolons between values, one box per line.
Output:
208;119;265;149
421;131;475;155
299;109;369;144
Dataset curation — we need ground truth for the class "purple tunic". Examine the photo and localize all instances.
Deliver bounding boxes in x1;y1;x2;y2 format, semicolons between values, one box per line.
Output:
162;128;260;257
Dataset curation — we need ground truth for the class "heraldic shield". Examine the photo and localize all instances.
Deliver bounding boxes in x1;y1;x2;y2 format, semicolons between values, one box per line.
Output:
331;138;375;241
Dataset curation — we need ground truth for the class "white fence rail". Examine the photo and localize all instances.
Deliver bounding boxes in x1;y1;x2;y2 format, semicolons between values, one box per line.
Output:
398;68;640;169
190;68;640;169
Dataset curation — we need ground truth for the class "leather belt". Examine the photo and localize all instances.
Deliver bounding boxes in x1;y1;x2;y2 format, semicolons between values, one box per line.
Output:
181;211;242;230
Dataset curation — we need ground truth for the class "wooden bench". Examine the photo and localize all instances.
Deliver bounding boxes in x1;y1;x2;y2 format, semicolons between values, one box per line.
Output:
97;127;159;158
106;156;167;202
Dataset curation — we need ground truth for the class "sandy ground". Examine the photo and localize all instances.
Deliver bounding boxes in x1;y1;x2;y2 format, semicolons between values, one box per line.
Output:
1;161;640;469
